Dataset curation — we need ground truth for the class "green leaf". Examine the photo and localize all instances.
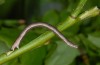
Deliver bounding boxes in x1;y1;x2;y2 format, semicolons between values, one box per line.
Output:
19;46;46;65
0;0;5;5
96;63;100;65
45;41;79;65
0;28;20;47
88;33;100;48
0;41;9;55
42;10;59;25
3;20;18;26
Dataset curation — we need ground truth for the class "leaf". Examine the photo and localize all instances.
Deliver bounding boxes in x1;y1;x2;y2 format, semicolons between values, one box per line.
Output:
88;33;100;48
3;20;18;26
0;28;20;47
97;63;100;65
0;41;9;55
0;0;5;5
45;41;79;65
18;46;46;65
42;10;59;25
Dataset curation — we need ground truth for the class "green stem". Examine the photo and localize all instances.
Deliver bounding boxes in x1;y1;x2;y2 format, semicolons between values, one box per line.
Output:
71;0;87;17
58;0;87;31
1;0;99;64
79;6;100;20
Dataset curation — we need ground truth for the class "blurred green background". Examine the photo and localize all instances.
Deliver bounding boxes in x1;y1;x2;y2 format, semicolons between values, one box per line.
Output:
0;0;100;65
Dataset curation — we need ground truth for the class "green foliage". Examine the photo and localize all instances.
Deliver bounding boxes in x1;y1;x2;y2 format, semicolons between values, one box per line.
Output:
0;0;100;65
45;41;79;65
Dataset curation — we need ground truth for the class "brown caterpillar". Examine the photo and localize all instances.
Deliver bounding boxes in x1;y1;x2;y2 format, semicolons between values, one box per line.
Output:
11;22;78;51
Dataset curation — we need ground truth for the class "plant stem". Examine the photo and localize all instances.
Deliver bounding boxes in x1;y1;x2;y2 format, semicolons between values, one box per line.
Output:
58;0;87;31
79;6;100;20
1;0;99;64
71;0;87;18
